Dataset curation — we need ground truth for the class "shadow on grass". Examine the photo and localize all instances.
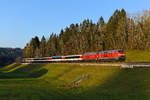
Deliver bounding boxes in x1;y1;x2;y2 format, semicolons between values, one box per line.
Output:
0;64;48;79
79;68;150;100
45;68;150;100
0;63;18;71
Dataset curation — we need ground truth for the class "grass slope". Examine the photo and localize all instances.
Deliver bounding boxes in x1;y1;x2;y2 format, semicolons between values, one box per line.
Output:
0;63;150;100
126;50;150;62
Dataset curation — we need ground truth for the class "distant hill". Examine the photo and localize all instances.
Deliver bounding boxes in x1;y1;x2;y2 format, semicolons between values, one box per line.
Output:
0;47;22;66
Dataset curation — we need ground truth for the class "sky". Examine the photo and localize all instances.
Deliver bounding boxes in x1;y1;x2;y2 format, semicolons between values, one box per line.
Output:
0;0;150;48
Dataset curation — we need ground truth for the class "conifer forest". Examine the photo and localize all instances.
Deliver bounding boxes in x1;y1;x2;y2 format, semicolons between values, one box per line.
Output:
23;9;150;58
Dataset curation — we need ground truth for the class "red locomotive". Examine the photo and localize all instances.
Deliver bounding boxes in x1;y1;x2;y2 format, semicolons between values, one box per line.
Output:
82;49;125;61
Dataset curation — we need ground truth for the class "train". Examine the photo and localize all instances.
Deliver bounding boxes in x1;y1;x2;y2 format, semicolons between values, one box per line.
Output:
22;49;125;63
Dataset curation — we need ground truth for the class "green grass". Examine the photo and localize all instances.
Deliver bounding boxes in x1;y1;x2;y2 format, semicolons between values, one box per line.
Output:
126;50;150;62
0;63;150;100
0;63;18;71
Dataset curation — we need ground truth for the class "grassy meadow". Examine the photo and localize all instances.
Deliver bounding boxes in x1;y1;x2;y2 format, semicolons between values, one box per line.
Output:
0;50;150;100
0;63;150;100
125;50;150;62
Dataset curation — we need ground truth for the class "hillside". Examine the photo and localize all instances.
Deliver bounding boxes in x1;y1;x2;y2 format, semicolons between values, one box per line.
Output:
0;63;150;100
0;48;22;66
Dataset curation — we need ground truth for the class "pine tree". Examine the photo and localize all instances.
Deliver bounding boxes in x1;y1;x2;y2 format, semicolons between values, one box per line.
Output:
105;9;121;49
58;29;65;55
97;17;106;50
97;16;105;26
116;9;128;49
29;36;40;57
39;36;46;57
46;33;58;56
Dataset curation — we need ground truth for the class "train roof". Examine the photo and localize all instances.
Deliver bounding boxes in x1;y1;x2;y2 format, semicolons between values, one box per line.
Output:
99;49;124;53
83;52;97;55
63;54;82;57
24;57;51;59
51;56;62;58
102;49;123;51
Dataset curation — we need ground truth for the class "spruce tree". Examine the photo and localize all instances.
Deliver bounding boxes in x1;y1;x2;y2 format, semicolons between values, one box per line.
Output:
39;36;46;57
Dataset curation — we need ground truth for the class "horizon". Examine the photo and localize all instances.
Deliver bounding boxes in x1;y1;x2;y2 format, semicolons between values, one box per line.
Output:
0;0;150;49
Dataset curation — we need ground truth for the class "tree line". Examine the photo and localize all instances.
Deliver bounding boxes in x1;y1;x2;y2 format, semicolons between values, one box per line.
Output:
23;9;150;58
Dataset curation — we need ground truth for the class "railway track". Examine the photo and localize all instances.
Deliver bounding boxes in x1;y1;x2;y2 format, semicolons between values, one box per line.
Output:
121;62;150;68
22;62;150;68
79;62;150;68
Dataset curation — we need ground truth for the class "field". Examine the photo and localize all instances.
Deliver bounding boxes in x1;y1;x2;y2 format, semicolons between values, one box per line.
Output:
0;63;150;100
0;50;150;100
125;50;150;62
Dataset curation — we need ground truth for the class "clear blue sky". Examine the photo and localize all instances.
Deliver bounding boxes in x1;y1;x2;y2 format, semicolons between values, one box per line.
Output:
0;0;149;48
